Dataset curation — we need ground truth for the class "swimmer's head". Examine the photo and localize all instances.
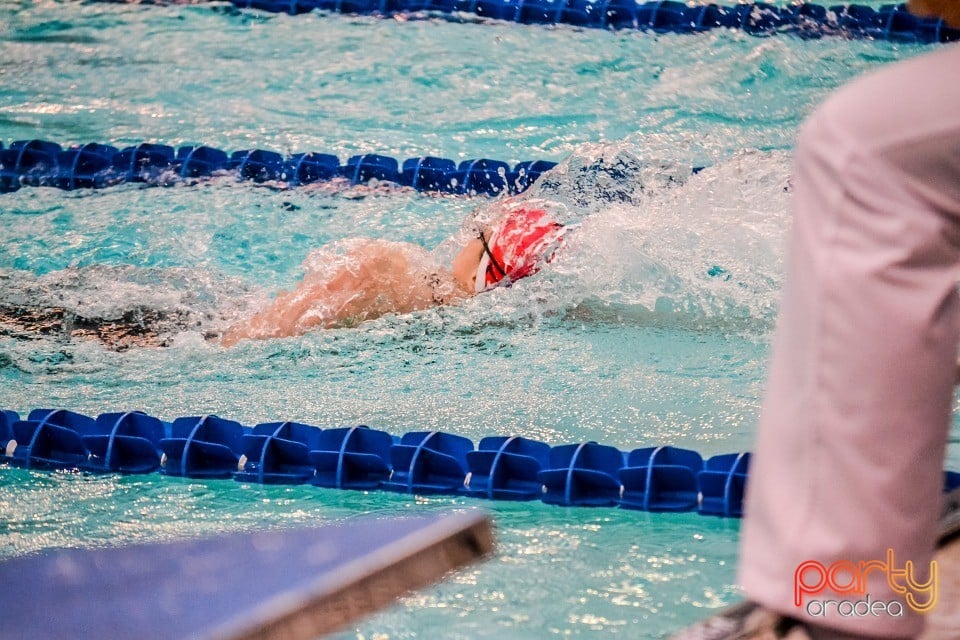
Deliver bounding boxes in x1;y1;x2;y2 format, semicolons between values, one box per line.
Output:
473;207;566;292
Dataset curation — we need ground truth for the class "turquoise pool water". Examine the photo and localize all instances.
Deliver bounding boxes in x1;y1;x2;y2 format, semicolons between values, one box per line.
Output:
1;3;958;638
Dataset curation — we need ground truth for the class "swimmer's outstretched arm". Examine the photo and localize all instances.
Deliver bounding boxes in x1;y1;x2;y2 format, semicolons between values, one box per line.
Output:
220;238;471;347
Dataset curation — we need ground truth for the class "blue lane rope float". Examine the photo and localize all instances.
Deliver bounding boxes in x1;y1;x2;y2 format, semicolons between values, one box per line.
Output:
0;139;559;197
3;408;959;518
223;0;959;44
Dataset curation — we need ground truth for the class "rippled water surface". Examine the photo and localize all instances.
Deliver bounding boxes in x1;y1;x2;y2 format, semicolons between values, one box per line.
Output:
1;3;957;638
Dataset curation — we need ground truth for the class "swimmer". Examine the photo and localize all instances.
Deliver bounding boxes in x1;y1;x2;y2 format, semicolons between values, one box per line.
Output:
219;201;570;346
0;146;648;350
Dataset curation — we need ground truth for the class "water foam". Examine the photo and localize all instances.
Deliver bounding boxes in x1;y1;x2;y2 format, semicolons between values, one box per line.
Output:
443;144;792;333
0;265;258;343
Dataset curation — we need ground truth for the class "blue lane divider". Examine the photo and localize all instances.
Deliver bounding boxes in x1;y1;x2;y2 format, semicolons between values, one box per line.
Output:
0;139;559;197
55;143;119;191
84;411;166;474
4;408;959;517
115;143;177;183
309;425;395;490
382;431;475;494
0;411;17;458
402;156;457;192
464;435;552;500
698;451;751;517
159;415;246;479
10;409;97;471
947;470;960;492
235;421;324;484
223;0;960;44
619;445;703;512
539;441;624;507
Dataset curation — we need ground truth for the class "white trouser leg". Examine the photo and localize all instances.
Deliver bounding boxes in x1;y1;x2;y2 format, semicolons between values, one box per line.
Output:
739;43;960;638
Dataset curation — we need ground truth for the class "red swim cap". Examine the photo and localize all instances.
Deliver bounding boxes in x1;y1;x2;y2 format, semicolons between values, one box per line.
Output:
475;207;567;292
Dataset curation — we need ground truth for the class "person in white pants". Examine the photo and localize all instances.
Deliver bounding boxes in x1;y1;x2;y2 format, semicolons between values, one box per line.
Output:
738;3;960;638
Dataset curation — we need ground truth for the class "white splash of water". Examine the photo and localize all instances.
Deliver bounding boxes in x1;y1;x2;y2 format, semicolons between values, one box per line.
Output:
447;145;793;332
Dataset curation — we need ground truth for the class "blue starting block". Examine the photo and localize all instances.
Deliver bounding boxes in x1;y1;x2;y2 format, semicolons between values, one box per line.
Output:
0;511;494;640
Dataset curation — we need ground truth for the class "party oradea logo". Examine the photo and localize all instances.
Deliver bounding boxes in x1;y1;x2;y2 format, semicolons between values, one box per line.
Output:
794;549;938;618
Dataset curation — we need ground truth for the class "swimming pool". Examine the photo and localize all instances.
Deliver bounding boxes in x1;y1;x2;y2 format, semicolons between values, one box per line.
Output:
2;2;958;637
